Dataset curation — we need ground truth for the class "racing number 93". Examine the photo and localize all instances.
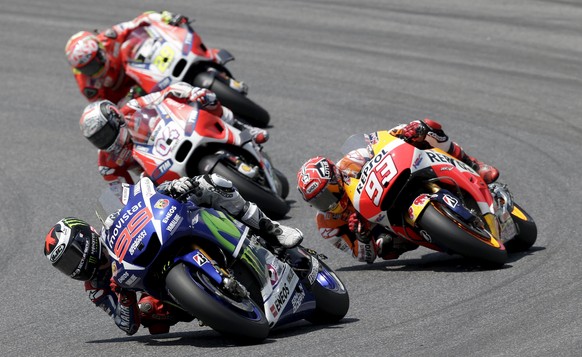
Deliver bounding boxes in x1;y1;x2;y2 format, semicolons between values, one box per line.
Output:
364;153;398;206
114;207;153;262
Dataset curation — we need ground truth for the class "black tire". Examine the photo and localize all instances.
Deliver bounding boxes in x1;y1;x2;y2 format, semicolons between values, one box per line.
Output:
417;203;508;266
504;203;537;253
166;263;269;341
273;167;290;199
305;259;350;324
209;159;290;219
194;73;270;128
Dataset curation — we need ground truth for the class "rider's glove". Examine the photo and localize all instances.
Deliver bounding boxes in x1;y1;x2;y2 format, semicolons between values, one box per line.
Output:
189;87;218;110
348;212;370;244
110;278;137;307
168;177;196;197
400;120;429;143
162;82;193;101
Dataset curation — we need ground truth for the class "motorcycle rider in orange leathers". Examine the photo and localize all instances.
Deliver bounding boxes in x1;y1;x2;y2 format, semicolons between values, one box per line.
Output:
297;119;499;264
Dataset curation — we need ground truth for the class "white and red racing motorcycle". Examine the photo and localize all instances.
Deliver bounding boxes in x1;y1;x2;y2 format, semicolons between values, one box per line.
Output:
122;20;270;127
128;97;289;218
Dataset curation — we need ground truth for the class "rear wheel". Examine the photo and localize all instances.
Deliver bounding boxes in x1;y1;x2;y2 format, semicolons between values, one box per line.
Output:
417;203;508;267
273;168;289;199
205;157;290;219
193;72;270;128
505;203;537;253
166;263;269;342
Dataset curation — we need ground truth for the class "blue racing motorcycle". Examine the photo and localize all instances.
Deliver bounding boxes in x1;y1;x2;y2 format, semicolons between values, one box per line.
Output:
97;177;349;341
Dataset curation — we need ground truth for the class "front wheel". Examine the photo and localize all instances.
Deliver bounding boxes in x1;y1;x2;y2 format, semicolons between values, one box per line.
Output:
304;257;349;324
166;263;269;341
417;203;508;267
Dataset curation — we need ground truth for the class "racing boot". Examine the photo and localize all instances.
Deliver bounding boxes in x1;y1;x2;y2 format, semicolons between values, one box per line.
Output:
239;202;303;248
375;233;418;260
221;107;269;144
190;174;302;248
448;142;499;184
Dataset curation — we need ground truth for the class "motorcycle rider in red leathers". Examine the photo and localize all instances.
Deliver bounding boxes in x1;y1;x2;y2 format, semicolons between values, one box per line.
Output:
44;177;303;335
65;11;189;104
297;119;499;264
79;82;268;199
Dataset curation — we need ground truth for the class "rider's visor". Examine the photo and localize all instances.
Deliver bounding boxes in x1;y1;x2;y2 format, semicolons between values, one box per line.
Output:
87;116;119;151
78;49;106;78
309;186;344;212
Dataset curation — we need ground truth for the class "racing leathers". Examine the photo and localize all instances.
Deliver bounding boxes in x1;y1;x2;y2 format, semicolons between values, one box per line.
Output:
315;118;498;263
84;257;189;335
67;11;184;104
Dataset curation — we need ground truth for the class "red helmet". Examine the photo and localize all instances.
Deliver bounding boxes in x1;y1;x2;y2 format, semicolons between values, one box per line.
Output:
65;31;108;78
44;218;103;281
297;156;349;213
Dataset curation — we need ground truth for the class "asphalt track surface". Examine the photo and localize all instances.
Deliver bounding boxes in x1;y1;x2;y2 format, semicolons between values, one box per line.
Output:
1;1;581;356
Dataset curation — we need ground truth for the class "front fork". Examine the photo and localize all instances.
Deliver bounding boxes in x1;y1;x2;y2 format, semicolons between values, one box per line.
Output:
175;245;249;299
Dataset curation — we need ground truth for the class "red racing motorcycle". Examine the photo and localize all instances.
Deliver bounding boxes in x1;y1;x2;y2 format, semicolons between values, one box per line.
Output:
122;20;270;127
128;97;289;219
342;131;537;267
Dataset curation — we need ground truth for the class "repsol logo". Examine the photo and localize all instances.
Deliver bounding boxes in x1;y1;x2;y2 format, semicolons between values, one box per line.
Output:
356;148;387;194
274;284;290;312
425;151;472;171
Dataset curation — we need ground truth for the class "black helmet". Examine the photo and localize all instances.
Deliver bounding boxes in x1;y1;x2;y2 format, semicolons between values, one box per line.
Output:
44;218;102;281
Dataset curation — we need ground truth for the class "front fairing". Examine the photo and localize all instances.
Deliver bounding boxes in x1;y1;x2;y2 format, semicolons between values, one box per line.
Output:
344;131;493;226
99;178;251;293
343;131;416;225
124;22;215;92
130;98;241;183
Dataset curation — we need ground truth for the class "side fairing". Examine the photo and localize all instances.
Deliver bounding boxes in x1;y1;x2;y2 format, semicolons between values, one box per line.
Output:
132;100;240;184
344;132;417;225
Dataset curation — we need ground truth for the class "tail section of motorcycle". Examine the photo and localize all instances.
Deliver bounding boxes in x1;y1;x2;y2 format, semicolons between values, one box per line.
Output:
488;183;537;253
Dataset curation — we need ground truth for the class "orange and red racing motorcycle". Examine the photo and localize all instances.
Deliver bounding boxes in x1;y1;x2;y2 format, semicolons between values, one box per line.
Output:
342;131;537;267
